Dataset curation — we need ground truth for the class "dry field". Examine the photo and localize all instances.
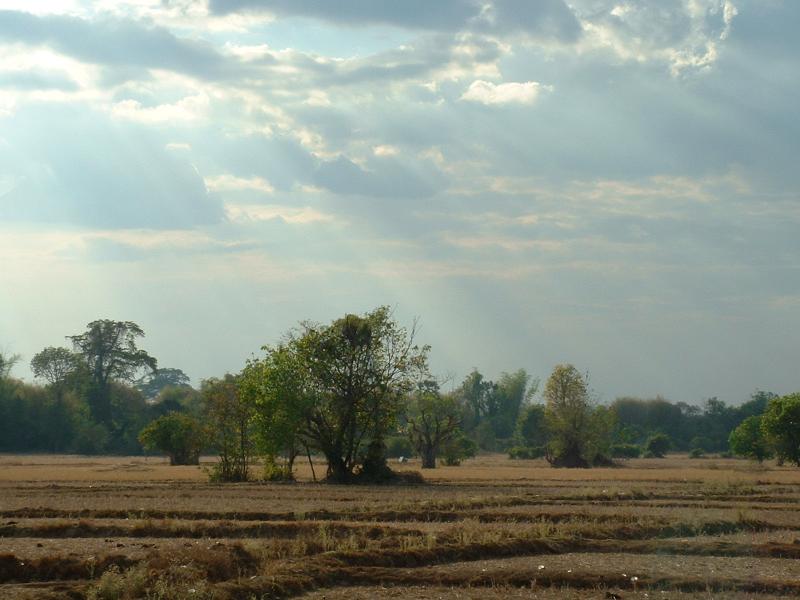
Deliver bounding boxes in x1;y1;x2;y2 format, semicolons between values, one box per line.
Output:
1;454;799;599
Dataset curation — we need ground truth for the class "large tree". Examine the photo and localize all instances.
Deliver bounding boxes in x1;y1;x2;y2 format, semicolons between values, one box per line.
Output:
68;320;157;426
31;347;79;399
543;364;614;468
135;368;191;401
404;381;462;469
275;307;429;482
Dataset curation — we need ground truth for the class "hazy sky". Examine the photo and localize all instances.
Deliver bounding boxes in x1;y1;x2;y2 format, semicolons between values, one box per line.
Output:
1;0;797;405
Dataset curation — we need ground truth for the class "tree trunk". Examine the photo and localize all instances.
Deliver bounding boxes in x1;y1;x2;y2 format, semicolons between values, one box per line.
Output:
421;446;436;469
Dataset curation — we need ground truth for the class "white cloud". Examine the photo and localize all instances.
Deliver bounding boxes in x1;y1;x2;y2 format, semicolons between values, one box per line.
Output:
205;174;274;194
110;94;210;124
460;80;551;105
224;203;336;224
373;144;399;157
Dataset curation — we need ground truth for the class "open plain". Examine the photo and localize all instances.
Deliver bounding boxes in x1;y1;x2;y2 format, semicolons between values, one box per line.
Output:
1;454;799;599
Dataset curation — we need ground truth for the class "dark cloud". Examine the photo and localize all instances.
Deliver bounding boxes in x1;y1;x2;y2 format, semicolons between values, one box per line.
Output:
0;10;238;80
209;0;582;41
314;156;444;199
0;106;224;229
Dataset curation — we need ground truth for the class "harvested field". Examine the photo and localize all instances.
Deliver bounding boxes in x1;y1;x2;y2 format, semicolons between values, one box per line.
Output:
1;454;799;599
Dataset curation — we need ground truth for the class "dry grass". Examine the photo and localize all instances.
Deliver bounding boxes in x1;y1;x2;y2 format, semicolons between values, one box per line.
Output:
1;453;799;599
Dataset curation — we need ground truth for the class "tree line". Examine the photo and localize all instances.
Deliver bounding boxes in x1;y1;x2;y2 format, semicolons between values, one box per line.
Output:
2;309;799;482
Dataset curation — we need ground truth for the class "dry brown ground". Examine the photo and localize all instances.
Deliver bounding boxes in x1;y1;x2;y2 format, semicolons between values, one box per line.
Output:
1;454;799;599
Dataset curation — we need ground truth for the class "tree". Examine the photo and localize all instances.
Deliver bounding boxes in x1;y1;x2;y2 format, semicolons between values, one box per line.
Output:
404;381;462;469
644;432;671;458
139;412;206;465
203;375;253;482
239;344;311;480
31;347;79;398
278;307;428;483
441;431;477;466
761;393;800;466
68;320;157;426
543;364;613;468
514;404;548;449
0;351;20;379
729;416;771;463
135;368;191;400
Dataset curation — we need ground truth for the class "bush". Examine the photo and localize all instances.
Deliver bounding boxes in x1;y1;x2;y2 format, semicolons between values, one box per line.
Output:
729;415;771;463
689;436;713;453
508;445;546;460
441;432;477;466
688;448;705;458
611;443;641;459
138;412;206;465
644;433;671;458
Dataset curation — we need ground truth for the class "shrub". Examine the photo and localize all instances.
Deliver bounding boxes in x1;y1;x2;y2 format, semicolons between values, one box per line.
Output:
611;443;641;458
138;412;206;465
441;432;477;466
761;393;800;465
729;415;771;463
644;433;671;458
689;448;705;459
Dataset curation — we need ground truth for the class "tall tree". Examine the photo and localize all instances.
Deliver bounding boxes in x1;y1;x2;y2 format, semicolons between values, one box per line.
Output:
68;320;157;426
543;364;613;468
204;375;253;482
279;307;429;482
31;347;79;399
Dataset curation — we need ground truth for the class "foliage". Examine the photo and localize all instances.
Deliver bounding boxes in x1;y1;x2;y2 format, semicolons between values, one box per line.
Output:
0;350;20;379
272;307;429;483
204;375;253;482
610;443;642;458
30;347;79;390
455;369;538;449
239;343;311;480
385;435;415;458
139;412;206;465
543;364;614;468
514;404;547;448
689;447;705;458
135;368;191;400
68;320;157;426
441;430;477;466
404;381;462;468
728;416;771;463
644;433;671;458
760;393;800;466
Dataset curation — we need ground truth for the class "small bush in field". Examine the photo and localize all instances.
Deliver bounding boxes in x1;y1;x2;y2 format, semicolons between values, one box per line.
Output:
611;443;641;459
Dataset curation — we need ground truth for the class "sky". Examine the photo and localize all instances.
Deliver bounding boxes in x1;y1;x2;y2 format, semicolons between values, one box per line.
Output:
0;0;798;405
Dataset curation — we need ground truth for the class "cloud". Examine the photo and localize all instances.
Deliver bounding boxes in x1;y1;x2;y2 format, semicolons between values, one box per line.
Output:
209;0;582;41
224;203;335;224
461;80;551;105
205;174;275;194
313;155;444;199
0;10;241;81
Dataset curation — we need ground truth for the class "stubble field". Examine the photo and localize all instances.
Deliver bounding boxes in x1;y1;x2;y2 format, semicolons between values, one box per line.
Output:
1;454;799;599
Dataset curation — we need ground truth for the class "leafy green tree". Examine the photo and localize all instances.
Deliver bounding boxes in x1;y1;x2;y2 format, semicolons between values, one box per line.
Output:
139;412;206;465
761;393;800;466
30;347;79;392
68;320;157;426
275;307;428;483
204;375;253;482
239;344;311;480
135;368;191;400
644;432;671;458
404;381;462;469
728;416;771;463
543;364;614;468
